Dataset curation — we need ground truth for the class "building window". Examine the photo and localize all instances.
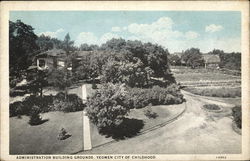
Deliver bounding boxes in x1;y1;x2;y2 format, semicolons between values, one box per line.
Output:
38;59;46;68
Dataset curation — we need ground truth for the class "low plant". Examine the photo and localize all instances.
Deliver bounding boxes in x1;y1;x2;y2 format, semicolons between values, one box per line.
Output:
29;105;43;126
232;106;241;129
124;84;184;109
203;104;220;111
184;87;241;98
144;105;158;119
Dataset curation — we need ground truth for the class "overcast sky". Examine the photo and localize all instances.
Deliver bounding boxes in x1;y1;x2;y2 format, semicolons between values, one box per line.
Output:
10;11;241;53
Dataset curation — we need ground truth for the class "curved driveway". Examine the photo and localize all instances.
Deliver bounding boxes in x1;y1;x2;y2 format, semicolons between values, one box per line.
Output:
83;91;241;154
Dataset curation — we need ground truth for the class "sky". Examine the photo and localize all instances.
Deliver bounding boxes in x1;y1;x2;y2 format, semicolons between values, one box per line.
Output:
10;11;241;53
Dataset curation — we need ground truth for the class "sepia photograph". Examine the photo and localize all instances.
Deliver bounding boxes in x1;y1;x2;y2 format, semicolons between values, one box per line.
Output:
1;1;249;161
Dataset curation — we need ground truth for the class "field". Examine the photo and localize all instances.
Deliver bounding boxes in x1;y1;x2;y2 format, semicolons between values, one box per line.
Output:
172;66;240;84
171;66;241;101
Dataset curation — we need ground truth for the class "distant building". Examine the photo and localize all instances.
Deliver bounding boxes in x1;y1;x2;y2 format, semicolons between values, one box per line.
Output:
203;54;221;68
34;49;93;71
35;49;67;70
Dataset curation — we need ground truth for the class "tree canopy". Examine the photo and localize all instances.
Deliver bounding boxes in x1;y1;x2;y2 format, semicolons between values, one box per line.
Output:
181;48;204;68
9;20;39;76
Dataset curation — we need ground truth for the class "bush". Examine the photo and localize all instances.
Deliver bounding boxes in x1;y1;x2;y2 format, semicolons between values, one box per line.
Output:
9;101;24;117
53;93;85;112
124;84;184;109
184;87;241;98
92;83;97;89
203;104;220;111
144;105;158;119
29;105;42;126
9;93;84;117
86;83;129;131
232;106;241;129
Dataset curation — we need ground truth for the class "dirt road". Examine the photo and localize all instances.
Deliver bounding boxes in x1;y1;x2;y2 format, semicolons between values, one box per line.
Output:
83;91;241;154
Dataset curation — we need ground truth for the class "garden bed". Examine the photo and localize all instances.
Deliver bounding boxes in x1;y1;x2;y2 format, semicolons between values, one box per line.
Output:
202;104;223;113
183;87;241;98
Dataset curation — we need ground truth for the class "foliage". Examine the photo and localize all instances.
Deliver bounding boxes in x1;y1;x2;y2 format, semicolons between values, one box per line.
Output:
181;48;204;68
184;87;241;98
208;49;241;71
9;20;39;77
101;58;150;87
28;105;42;125
53;92;85;112
36;34;63;51
9;93;84;117
203;104;220;111
79;43;99;51
47;68;73;99
232;106;241;129
220;52;241;70
26;68;48;97
100;38;173;80
86;83;129;131
124;84;184;109
144;105;158;119
169;54;181;66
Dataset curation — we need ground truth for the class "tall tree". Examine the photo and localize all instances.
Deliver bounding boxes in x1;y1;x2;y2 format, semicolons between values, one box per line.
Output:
9;20;39;77
182;48;204;69
36;34;63;51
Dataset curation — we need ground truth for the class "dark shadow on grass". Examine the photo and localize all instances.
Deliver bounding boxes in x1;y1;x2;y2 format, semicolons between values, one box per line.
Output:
58;134;72;140
99;118;144;140
29;119;49;126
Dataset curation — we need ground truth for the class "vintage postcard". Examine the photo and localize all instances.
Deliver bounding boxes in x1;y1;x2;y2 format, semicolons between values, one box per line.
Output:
0;1;249;161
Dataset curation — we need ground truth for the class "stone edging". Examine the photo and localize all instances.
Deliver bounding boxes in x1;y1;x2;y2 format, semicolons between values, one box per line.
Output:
73;102;187;154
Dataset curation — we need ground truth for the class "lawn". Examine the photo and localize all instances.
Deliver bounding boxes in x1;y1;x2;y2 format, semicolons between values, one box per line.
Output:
10;103;185;154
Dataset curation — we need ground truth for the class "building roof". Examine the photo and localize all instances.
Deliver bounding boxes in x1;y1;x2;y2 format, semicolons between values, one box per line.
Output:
74;51;93;57
203;54;220;63
36;49;66;58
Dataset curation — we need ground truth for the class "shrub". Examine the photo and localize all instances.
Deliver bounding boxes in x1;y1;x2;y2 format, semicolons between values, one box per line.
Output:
52;92;85;112
29;105;42;126
9;101;24;117
203;104;220;111
144;105;158;119
86;83;129;131
124;84;184;109
92;83;97;89
232;106;241;129
184;87;241;98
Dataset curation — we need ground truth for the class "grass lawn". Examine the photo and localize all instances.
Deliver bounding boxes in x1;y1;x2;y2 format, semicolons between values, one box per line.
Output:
10;103;185;154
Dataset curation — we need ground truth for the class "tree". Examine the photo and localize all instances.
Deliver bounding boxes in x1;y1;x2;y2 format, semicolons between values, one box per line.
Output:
100;38;173;83
47;33;75;99
9;20;39;77
86;83;129;132
182;48;204;68
36;34;63;51
169;54;181;66
48;69;73;100
62;33;75;54
101;58;149;87
26;68;48;97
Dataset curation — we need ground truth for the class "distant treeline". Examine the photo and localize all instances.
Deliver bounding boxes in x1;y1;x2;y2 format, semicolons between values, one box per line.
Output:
169;49;241;71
